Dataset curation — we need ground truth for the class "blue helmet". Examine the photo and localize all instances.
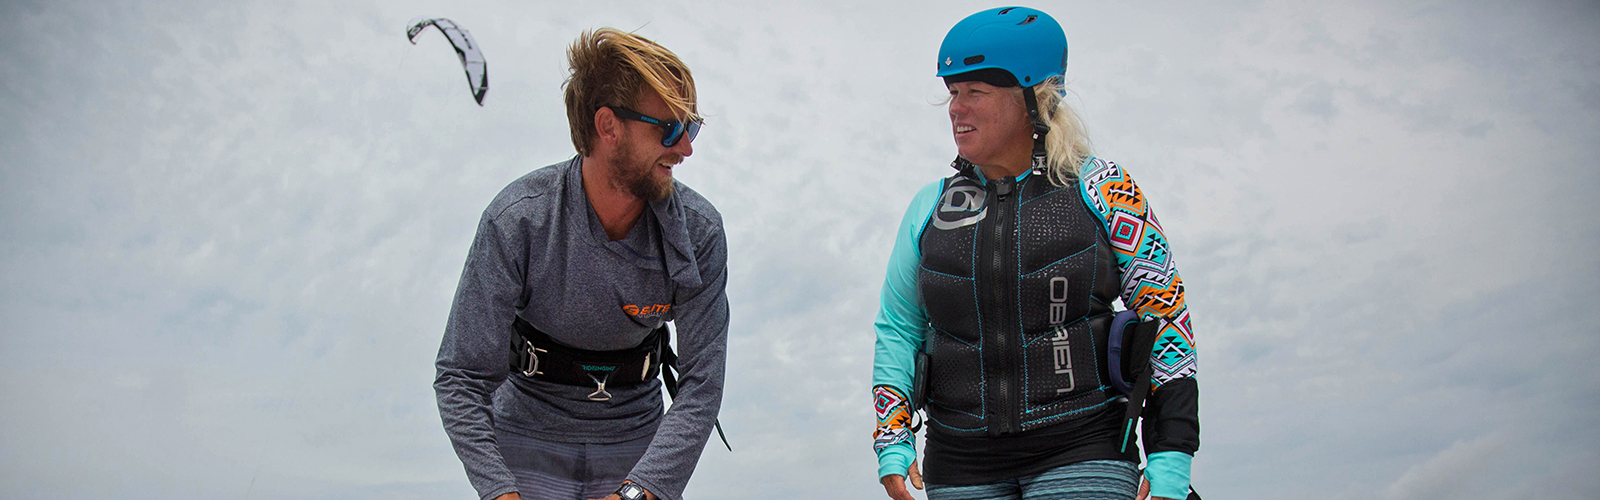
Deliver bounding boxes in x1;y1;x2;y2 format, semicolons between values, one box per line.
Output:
936;6;1067;88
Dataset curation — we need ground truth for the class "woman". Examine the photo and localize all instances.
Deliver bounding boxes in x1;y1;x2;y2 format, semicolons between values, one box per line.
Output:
871;7;1199;500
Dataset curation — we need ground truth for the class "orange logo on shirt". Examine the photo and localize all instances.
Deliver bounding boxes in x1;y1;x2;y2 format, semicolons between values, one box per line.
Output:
623;303;671;316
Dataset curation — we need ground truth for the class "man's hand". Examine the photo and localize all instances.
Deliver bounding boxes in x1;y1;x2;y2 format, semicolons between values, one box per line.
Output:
586;481;657;500
879;459;923;500
494;494;522;500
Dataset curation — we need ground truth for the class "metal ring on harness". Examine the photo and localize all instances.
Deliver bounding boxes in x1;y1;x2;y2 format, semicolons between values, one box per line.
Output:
641;353;652;381
586;372;613;401
521;340;547;378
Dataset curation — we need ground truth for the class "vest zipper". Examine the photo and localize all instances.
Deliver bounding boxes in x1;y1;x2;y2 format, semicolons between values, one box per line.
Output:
982;176;1019;436
1001;177;1022;435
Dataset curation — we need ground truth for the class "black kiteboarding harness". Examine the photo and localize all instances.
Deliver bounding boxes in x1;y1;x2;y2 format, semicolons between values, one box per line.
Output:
906;310;1159;441
909;310;1200;500
509;316;731;451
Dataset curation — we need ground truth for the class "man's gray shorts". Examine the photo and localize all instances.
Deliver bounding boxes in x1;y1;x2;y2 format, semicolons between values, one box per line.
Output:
496;427;653;500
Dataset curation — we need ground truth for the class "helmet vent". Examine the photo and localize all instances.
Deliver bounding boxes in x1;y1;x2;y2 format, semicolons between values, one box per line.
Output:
964;55;985;66
1018;15;1037;25
998;7;1015;14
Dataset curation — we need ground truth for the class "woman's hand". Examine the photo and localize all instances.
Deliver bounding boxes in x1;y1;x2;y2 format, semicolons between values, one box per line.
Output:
879;459;923;500
1133;476;1179;500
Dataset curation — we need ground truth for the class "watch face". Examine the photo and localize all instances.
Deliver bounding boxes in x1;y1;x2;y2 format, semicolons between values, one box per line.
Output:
618;483;645;500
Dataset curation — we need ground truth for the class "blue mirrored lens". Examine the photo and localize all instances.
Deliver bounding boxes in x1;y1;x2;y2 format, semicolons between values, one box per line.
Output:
660;123;683;147
683;120;701;143
661;120;703;147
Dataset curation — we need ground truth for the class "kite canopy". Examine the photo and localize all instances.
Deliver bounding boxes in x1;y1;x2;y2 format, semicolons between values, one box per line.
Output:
407;17;488;105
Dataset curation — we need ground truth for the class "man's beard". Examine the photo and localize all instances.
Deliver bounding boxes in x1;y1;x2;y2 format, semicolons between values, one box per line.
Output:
608;139;675;201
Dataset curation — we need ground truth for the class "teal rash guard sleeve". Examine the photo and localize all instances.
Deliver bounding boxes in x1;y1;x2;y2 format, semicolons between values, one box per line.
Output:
871;180;944;479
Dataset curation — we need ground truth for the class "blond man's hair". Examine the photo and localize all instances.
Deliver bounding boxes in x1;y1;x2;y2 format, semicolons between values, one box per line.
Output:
564;28;698;155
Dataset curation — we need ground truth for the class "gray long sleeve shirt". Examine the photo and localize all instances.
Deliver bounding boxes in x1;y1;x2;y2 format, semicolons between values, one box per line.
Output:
435;156;729;500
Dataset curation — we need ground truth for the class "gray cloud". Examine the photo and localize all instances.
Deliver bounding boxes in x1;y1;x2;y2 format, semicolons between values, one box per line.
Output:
2;0;1597;499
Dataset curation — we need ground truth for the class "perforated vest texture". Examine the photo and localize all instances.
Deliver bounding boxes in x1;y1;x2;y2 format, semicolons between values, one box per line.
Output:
917;170;1123;437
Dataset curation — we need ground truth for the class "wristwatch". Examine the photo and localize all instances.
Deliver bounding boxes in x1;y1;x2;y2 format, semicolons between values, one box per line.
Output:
615;482;648;500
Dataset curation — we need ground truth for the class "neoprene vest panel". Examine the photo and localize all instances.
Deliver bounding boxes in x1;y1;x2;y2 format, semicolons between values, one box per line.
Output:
917;168;1122;437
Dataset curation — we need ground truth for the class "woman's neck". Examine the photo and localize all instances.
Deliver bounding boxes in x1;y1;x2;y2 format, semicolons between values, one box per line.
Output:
977;155;1033;180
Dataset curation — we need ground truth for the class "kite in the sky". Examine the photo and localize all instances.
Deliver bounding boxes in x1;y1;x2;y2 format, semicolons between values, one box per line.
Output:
407;17;488;105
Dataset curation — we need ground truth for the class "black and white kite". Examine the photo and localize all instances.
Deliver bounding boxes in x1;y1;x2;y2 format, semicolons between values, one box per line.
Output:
407;17;488;105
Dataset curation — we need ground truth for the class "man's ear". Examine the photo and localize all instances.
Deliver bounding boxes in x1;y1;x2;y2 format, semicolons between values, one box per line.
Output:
594;106;621;147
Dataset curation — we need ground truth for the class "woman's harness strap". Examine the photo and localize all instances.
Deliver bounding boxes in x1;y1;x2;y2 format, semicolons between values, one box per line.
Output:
1107;310;1161;454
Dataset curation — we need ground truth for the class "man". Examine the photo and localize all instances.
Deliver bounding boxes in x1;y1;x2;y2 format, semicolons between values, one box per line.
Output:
435;28;727;500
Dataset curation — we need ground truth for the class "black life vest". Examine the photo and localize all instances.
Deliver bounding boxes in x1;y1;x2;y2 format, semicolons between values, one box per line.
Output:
917;165;1123;437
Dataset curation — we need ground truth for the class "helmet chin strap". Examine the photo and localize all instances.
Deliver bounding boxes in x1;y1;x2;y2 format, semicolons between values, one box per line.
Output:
1021;86;1049;164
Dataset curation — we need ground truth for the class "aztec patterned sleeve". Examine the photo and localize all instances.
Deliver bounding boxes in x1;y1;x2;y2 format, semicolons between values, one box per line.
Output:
1079;158;1200;499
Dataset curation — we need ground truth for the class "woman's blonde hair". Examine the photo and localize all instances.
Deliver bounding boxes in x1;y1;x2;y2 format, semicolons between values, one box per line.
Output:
1029;76;1093;187
563;28;698;156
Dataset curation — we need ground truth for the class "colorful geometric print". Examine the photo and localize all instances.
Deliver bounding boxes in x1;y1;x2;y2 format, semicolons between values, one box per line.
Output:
1150;310;1197;386
1079;158;1198;387
873;385;915;452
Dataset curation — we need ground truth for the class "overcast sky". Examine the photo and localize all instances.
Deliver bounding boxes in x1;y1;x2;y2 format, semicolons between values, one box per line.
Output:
2;0;1597;499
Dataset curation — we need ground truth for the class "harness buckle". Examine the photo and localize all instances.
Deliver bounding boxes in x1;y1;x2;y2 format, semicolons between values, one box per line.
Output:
586;372;613;401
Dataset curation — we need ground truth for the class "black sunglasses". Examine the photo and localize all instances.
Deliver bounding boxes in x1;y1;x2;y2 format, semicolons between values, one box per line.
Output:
607;106;703;147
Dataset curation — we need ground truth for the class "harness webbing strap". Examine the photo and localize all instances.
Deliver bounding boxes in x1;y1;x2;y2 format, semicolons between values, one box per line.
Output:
658;348;732;452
